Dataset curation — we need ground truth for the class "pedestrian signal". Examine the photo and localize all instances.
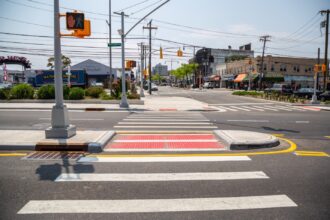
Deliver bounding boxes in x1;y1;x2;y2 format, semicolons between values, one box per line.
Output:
66;12;85;30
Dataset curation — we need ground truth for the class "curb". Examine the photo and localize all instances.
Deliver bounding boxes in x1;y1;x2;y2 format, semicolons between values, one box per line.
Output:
214;130;280;150
0;144;36;151
0;107;149;112
88;131;115;152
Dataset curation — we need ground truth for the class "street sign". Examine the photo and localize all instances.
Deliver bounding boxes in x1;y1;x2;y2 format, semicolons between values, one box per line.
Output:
108;43;122;47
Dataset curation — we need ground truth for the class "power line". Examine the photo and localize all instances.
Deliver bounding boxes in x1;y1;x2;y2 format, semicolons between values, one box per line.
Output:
130;0;164;15
116;0;153;12
285;13;320;39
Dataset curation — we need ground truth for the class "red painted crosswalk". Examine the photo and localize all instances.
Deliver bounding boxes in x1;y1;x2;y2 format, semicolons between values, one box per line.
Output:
105;134;225;151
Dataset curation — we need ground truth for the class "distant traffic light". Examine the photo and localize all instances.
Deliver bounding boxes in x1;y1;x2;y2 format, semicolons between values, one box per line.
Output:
314;64;322;73
160;47;163;59
126;60;137;68
209;55;214;63
66;12;85;30
177;48;183;57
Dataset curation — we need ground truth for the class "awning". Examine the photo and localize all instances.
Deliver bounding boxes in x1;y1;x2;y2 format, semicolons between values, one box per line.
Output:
243;73;259;82
234;73;247;83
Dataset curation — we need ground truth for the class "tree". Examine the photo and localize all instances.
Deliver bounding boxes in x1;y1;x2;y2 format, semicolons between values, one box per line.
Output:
152;73;165;84
47;55;71;70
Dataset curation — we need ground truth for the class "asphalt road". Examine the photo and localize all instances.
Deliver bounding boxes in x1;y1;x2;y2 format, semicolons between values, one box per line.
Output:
0;87;329;219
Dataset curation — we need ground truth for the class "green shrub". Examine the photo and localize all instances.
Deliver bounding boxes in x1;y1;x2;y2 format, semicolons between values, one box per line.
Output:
85;86;104;98
100;92;114;100
127;93;140;99
324;101;330;105
232;91;263;97
63;86;70;100
0;88;11;100
11;84;35;99
68;87;85;100
37;85;55;99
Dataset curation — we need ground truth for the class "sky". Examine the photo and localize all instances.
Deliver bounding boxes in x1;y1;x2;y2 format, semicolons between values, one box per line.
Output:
0;0;329;70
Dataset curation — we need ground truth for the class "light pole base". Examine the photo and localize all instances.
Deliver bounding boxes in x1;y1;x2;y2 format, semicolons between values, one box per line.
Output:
45;124;76;139
120;95;129;108
310;95;320;104
140;88;145;98
45;105;76;139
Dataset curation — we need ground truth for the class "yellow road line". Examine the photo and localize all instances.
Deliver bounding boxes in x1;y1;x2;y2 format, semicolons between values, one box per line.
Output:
324;136;330;139
90;137;297;158
0;153;27;157
295;151;329;157
272;134;285;137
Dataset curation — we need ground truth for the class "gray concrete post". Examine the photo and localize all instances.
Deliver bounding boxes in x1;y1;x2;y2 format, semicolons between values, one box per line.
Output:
45;0;76;138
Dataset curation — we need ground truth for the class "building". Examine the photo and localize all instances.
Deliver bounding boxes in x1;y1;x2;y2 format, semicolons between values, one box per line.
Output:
222;55;324;90
153;63;168;76
194;45;254;86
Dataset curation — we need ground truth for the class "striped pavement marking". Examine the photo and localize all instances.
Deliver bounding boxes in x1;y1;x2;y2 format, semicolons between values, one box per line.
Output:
114;125;218;129
227;120;269;123
294;151;329;157
241;106;265;112
54;171;269;182
17;195;297;214
113;139;218;143
77;156;251;163
123;119;210;122
252;106;279;111
229;106;251;111
118;122;214;125
217;106;238;112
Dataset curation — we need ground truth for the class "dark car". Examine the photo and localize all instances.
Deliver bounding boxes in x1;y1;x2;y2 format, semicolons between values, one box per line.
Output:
265;84;292;94
319;91;330;101
293;88;322;99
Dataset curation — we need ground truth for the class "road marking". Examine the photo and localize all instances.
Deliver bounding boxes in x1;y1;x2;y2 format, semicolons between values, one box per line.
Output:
114;125;218;129
272;134;285;137
123;119;210;122
209;103;276;106
252;106;279;111
18;195;297;214
78;156;251;163
295;121;310;124
118;122;213;125
39;118;104;121
113;140;218;143
216;106;238;112
325;136;330;139
0;153;27;157
242;106;265;112
227;120;269;123
55;171;269;182
272;106;293;111
294;151;329;157
229;106;251;111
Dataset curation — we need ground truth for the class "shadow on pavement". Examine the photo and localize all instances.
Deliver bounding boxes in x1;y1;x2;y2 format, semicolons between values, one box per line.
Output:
35;153;94;181
262;126;300;133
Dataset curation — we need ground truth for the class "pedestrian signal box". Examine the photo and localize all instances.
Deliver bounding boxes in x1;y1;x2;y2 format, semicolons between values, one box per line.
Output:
66;12;85;30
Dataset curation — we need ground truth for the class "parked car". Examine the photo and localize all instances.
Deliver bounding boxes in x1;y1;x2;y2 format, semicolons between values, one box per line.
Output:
319;91;330;101
91;82;104;87
144;83;158;91
203;82;214;89
293;88;322;99
265;84;292;94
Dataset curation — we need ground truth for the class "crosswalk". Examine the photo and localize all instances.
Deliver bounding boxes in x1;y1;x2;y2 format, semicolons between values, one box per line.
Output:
114;112;218;131
210;104;317;113
17;155;298;216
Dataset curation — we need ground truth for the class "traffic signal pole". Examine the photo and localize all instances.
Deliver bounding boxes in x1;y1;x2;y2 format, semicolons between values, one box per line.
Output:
118;11;129;108
45;0;76;138
108;0;113;93
320;10;329;92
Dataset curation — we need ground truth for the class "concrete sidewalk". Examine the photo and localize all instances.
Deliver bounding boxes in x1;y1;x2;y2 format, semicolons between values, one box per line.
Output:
0;96;216;112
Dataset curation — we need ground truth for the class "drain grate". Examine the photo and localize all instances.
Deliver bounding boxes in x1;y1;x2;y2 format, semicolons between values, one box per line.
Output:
23;152;84;161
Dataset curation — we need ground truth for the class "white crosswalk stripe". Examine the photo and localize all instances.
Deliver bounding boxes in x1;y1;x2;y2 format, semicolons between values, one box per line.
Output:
115;112;217;131
213;104;316;113
18;156;298;215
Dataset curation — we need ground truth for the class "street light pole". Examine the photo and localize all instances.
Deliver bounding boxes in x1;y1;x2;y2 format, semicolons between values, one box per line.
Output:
139;43;145;97
46;0;76;138
108;0;113;92
118;11;129;108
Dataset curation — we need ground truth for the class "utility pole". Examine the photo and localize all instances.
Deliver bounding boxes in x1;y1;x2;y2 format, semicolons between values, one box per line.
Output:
108;0;112;92
143;20;157;95
138;43;145;97
320;10;329;92
114;11;129;108
317;47;320;90
46;0;76;138
258;35;271;90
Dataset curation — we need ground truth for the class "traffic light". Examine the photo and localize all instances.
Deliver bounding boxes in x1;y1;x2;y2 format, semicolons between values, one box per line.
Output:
73;20;91;38
209;55;214;63
126;60;137;68
314;64;322;73
177;48;183;57
321;64;327;73
160;47;163;59
66;12;85;30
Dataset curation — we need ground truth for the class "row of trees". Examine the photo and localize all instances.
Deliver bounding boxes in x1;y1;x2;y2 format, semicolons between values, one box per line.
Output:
170;63;199;87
